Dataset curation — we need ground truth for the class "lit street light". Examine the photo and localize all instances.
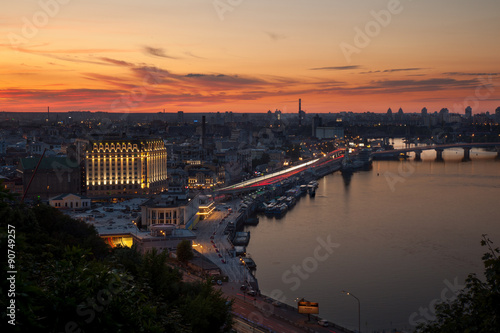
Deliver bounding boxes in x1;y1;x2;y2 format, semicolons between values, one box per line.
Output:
342;290;360;333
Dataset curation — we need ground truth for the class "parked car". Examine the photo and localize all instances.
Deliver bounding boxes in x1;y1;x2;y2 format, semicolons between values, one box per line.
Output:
240;285;247;291
318;319;329;327
217;280;223;285
246;289;256;296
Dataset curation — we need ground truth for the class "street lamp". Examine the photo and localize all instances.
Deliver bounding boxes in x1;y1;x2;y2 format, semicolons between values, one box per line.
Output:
342;290;360;333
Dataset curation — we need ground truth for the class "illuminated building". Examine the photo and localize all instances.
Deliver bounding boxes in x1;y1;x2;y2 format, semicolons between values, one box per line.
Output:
186;164;220;189
198;201;216;217
49;193;91;210
85;138;167;196
141;194;201;230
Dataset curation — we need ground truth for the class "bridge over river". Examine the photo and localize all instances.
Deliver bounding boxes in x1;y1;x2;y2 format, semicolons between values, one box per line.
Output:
372;142;500;161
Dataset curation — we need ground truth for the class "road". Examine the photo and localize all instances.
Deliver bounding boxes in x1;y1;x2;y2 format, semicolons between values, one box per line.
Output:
193;199;250;283
192;202;353;333
218;282;351;333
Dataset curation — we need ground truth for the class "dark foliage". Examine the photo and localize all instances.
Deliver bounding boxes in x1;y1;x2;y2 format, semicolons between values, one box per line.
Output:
0;187;232;333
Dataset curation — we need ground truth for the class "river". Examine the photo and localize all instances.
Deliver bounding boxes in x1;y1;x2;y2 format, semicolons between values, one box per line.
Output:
244;143;500;332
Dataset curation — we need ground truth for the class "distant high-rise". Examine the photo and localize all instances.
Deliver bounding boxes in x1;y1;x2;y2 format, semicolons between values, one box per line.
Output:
275;109;281;121
496;106;500;124
312;114;321;137
421;107;430;127
298;99;305;126
177;111;184;124
298;99;302;126
386;108;393;121
465;106;472;119
267;110;273;122
224;111;234;123
395;108;404;123
201;116;206;151
439;108;450;123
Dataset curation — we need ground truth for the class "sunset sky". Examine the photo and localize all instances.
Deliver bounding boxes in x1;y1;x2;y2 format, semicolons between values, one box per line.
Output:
1;0;499;114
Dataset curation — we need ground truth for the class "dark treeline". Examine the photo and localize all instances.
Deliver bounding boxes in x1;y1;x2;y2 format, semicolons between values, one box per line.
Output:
0;184;232;333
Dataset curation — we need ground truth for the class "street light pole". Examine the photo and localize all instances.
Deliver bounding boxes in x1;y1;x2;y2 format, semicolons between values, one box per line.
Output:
342;290;360;333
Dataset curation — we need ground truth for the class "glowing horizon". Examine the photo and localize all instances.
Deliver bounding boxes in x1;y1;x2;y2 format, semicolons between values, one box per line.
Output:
1;0;499;114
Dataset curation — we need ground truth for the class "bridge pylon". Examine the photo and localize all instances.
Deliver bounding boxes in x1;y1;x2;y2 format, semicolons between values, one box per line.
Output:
435;148;444;162
414;149;422;161
463;147;471;161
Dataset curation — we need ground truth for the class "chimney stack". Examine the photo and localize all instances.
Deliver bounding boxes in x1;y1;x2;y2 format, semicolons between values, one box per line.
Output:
298;99;302;126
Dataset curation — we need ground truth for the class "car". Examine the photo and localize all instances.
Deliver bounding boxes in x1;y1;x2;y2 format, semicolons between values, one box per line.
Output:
318;319;329;327
217;280;223;285
218;253;222;258
246;289;256;296
221;259;226;264
210;235;214;239
240;285;247;291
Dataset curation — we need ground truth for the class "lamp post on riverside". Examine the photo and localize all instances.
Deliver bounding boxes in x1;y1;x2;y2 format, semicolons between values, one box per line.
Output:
342;290;360;333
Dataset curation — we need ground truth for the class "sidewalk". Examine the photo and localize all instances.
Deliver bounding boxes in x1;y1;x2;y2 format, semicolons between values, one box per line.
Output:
219;282;355;333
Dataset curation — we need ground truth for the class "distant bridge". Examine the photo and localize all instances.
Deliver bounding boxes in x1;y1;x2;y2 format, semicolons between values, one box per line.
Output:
372;142;500;160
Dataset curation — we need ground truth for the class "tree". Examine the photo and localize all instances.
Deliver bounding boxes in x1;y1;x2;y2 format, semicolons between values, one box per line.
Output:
180;280;233;333
1;193;232;332
177;240;194;264
416;235;500;333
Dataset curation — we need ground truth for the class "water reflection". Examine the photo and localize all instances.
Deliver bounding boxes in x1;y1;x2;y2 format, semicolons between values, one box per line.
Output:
246;151;500;332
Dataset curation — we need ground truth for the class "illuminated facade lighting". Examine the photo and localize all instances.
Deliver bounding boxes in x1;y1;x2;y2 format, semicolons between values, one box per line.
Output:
85;138;167;196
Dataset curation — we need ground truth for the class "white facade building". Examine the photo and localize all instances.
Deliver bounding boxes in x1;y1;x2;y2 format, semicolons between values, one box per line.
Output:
49;193;91;210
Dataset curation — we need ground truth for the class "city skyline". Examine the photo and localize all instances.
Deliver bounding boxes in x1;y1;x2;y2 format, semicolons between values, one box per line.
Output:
1;0;500;114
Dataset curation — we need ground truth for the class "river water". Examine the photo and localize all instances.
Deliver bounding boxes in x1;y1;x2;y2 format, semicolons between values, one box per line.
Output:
244;143;500;332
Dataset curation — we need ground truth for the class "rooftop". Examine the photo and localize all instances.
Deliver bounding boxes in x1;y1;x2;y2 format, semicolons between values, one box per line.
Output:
141;195;191;208
19;156;78;171
50;193;89;201
67;197;195;241
69;197;146;236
